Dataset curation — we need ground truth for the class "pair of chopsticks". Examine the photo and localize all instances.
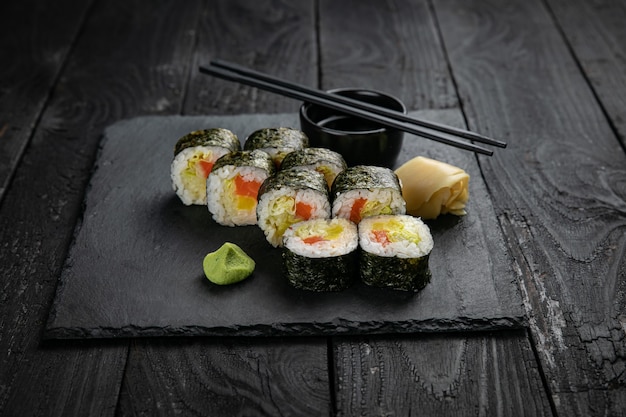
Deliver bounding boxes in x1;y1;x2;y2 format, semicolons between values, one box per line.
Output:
199;60;506;156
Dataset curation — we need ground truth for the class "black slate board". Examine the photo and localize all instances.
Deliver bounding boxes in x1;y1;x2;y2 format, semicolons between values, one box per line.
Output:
45;111;525;339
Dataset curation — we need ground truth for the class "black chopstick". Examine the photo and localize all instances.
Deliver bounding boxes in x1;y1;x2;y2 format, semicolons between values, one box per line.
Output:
211;59;506;149
199;63;497;156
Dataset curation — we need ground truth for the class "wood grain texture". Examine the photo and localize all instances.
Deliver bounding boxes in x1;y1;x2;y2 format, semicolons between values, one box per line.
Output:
3;0;624;415
185;0;317;116
0;0;89;203
318;0;551;415
0;0;202;415
546;0;626;149
333;331;551;417
118;338;329;416
115;1;331;416
318;0;458;110
434;0;626;415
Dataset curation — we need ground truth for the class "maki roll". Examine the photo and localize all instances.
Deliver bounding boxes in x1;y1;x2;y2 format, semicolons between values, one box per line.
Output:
283;218;358;291
244;127;309;167
257;168;331;247
332;165;406;224
207;150;276;226
171;128;241;205
280;147;347;188
359;214;434;291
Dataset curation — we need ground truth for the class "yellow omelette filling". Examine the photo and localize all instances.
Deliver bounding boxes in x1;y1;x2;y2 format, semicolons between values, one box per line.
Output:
314;164;334;188
370;218;421;246
268;195;299;238
361;200;393;218
350;197;393;223
295;221;344;243
236;195;256;211
266;194;317;240
221;177;257;214
181;150;214;199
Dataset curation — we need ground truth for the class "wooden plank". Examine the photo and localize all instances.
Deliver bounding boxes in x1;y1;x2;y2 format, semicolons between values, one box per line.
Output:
0;340;126;417
0;0;89;203
433;0;626;415
184;0;317;115
318;0;458;110
0;0;204;415
318;0;552;415
118;338;330;416
546;0;626;149
115;1;331;415
334;331;550;416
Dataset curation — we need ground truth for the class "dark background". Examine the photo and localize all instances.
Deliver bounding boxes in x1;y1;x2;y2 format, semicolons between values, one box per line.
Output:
1;0;624;415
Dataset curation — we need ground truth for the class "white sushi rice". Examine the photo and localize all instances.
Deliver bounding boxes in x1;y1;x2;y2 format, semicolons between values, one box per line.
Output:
359;214;433;258
257;187;331;247
207;165;270;226
170;145;230;205
283;218;358;258
332;188;406;221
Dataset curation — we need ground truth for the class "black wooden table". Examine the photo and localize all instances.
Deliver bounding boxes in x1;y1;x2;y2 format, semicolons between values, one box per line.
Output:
1;1;625;416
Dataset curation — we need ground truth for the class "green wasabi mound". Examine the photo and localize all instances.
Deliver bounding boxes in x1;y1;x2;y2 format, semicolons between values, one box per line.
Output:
203;242;255;285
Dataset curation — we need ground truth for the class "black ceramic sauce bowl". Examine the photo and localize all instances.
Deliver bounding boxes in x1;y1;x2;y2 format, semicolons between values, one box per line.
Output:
299;88;406;168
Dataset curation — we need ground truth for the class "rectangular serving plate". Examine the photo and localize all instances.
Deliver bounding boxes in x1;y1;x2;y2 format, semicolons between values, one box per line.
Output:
45;111;525;339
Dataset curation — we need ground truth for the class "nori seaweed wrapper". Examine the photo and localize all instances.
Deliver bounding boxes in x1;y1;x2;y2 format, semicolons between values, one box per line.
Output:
174;128;241;156
283;250;357;291
360;251;431;292
280;147;347;171
331;165;401;197
258;167;329;199
212;149;276;176
244;127;309;151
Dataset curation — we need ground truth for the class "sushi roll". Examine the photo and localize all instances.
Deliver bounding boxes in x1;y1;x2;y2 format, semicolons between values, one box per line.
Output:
359;214;434;291
244;127;309;167
171;128;241;205
207;150;276;226
282;218;358;291
257;168;331;247
280;147;347;189
331;165;406;224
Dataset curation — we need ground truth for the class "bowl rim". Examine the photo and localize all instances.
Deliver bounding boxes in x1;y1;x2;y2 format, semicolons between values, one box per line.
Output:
299;87;407;136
